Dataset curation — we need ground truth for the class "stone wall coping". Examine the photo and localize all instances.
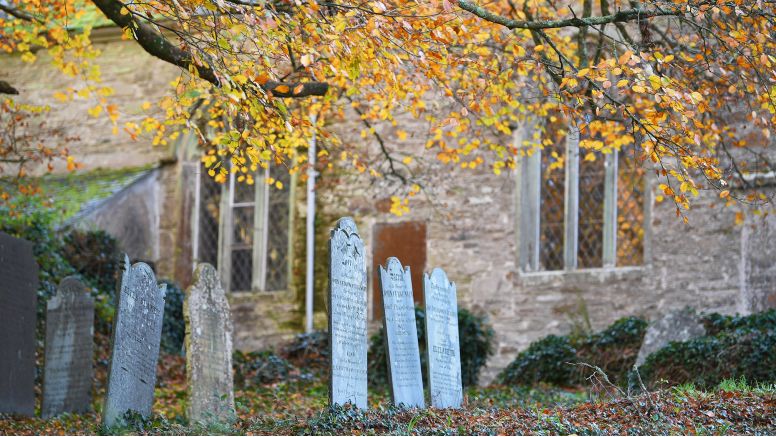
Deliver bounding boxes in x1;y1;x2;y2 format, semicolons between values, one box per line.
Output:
517;266;645;286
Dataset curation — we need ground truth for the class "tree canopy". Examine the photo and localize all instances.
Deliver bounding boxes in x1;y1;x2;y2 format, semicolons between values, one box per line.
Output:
0;0;774;218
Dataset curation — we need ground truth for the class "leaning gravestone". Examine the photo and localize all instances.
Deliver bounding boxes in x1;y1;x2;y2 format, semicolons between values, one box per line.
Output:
423;268;463;408
184;263;235;424
42;277;95;418
328;217;368;409
103;256;166;428
635;307;706;366
0;232;38;417
378;257;424;408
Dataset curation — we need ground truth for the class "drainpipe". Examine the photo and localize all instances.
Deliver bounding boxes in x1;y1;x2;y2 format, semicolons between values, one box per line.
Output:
305;114;317;333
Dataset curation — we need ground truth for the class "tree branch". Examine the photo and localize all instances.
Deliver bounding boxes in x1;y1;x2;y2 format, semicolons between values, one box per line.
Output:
0;81;19;95
0;4;36;22
91;0;328;97
457;0;678;29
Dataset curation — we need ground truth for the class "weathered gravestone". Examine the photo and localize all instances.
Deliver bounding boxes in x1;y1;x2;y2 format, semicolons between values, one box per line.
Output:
42;276;95;418
184;263;235;424
423;268;463;408
103;256;166;428
0;232;38;417
635;307;706;367
328;217;368;409
378;257;424;408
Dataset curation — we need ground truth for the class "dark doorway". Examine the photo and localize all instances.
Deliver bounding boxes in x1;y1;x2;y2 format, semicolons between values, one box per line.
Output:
372;221;427;320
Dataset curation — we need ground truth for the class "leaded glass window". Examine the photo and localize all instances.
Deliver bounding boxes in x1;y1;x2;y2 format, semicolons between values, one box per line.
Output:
518;122;646;272
194;163;292;292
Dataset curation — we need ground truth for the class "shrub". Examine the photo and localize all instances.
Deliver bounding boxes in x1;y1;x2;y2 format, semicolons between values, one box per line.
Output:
575;316;647;383
640;309;776;388
497;335;576;386
159;280;185;355
368;306;495;389
702;310;776;336
283;330;329;371
233;350;296;387
61;229;121;295
497;316;648;387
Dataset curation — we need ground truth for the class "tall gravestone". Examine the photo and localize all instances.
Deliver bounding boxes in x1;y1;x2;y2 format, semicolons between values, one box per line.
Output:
184;263;235;424
103;256;166;428
328;217;368;409
423;268;463;408
378;257;424;408
0;232;38;417
42;276;95;418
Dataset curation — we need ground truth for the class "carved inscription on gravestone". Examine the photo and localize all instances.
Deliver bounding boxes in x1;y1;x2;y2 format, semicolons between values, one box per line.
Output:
103;256;166;428
379;257;424;408
423;268;463;408
328;218;368;409
185;263;235;424
0;232;38;417
42;277;95;418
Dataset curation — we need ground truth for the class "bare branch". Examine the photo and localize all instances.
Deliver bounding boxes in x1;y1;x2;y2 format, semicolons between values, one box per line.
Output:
457;0;678;30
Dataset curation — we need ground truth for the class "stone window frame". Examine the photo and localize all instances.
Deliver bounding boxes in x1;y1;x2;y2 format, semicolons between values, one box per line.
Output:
514;120;653;274
191;163;297;293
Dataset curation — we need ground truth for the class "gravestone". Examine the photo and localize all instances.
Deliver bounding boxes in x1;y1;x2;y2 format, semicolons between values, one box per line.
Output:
423;268;463;408
103;256;166;428
42;276;95;418
328;217;368;409
184;263;235;424
0;232;38;417
635;307;706;366
378;257;424;408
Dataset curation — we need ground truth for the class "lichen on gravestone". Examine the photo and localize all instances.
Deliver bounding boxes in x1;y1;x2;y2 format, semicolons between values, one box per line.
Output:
378;257;424;408
102;255;166;428
423;267;463;409
328;217;368;409
42;276;95;418
184;263;235;424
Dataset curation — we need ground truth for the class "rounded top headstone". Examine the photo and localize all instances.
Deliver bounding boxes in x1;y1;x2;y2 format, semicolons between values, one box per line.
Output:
383;256;406;272
427;267;453;288
332;217;359;237
57;276;88;296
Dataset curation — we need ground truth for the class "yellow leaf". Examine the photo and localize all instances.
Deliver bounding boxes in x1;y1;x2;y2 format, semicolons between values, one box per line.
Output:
584;152;596;162
274;84;290;94
397;130;408;141
618;50;633;65
576;68;590;78
402;156;413;164
88;105;103;117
